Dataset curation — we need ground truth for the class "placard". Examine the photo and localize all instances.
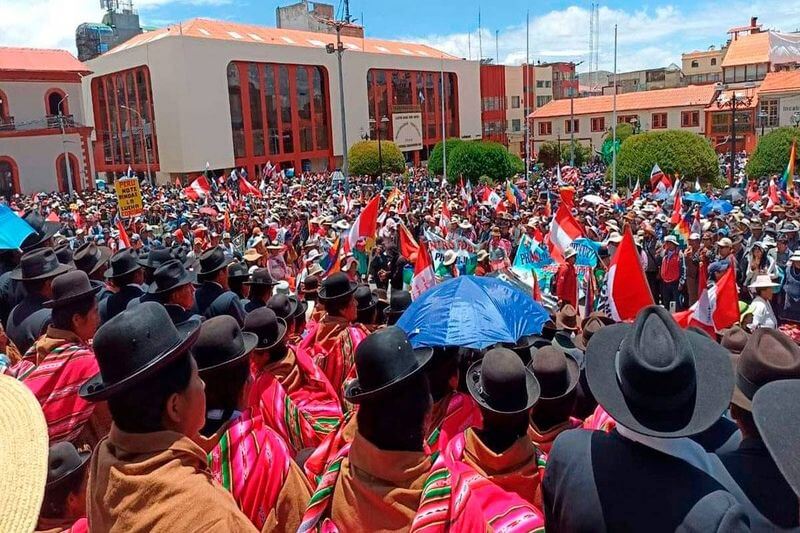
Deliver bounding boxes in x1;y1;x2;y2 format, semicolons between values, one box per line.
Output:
114;178;143;218
392;112;423;152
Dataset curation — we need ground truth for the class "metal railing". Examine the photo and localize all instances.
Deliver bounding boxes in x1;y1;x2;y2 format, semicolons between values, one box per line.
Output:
0;117;15;131
0;114;84;132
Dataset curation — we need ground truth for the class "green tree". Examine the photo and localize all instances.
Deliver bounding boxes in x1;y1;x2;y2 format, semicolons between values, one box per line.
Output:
613;129;719;186
536;141;562;168
428;138;464;176
560;140;592;167
448;141;513;182
348;140;406;177
746;127;800;178
604;122;635;143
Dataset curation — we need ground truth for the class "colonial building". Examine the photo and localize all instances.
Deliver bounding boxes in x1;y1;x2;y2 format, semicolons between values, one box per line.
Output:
0;47;93;197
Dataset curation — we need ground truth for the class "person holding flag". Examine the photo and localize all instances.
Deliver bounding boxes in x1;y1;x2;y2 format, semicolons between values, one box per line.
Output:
659;235;685;310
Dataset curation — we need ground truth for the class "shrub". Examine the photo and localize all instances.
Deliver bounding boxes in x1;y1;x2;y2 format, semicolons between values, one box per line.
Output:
604;122;635;143
429;139;521;182
536;141;562;168
560;140;593;167
508;152;526;175
348;140;406;177
428;138;464;176
746;127;800;178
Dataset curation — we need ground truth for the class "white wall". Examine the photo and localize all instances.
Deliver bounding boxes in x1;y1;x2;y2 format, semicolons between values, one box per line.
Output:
1;133;85;193
1;80;86;125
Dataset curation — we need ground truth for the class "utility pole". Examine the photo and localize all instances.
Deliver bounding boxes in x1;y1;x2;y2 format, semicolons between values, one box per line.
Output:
569;60;584;166
57;93;73;195
121;105;152;185
324;21;349;176
612;24;618;192
478;7;482;62
525;10;530;182
495;29;499;65
441;56;447;182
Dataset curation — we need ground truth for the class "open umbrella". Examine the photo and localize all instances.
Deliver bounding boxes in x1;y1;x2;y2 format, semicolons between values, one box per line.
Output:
582;194;604;205
700;199;734;216
721;188;745;203
684;192;709;205
396;275;550;349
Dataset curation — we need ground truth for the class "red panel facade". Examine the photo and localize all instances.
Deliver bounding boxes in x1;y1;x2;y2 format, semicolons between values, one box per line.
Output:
480;64;506;145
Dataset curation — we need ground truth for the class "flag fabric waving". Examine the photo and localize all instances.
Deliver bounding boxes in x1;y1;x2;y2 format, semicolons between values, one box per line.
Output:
670;184;683;224
184;175;211;200
674;267;739;334
319;237;342;276
650;164;671;189
398;222;420;259
115;217;131;250
347;194;380;252
238;176;263;198
781;139;797;196
439;202;451;235
548;203;584;257
606;227;654;321
410;241;436;299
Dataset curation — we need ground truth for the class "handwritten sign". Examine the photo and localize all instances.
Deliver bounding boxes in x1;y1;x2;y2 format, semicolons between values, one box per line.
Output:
114;178;143;218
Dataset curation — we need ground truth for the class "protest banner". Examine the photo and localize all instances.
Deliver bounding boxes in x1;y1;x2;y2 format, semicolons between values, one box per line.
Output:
114;178;144;218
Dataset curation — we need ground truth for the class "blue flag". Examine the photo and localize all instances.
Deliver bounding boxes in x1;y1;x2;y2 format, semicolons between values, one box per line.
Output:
0;205;35;250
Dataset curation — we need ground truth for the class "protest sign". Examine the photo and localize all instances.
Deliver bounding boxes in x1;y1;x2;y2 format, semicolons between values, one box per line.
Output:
114;178;144;218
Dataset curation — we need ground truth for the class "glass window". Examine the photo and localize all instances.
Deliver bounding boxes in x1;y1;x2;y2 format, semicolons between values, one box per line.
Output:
538;121;552;135
724;68;734;83
446;73;457;138
691;60;699;68
711;58;717;66
760;99;778;127
652;113;667;129
511;119;521;132
249;64;264;157
125;71;141;164
264;65;279;154
511;96;520;109
756;63;767;80
296;66;313;152
591;117;605;132
313;67;329;150
565;119;579;133
734;65;745;82
227;63;245;159
393;71;413;106
681;111;700;127
279;65;293;154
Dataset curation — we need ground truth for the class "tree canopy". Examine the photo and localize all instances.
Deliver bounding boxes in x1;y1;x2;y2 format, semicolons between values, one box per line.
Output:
348;140;406;177
746;127;800;179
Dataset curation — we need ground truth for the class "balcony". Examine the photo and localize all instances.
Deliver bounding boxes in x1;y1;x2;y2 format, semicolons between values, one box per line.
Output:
46;114;76;129
0;116;14;131
0;115;85;133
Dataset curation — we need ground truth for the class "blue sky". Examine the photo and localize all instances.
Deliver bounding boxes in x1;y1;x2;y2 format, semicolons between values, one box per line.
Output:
4;0;800;72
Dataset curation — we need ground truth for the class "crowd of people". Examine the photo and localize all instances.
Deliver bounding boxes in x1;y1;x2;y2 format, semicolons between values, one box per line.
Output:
1;162;800;532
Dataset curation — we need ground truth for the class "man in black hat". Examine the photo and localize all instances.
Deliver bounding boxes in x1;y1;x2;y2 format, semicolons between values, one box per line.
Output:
227;262;251;301
133;247;174;298
6;248;72;355
242;267;277;313
384;290;411;326
543;306;740;532
193;247;246;326
267;293;297;334
99;249;144;324
79;303;257;531
302;327;433;531
36;442;90;532
72;241;112;302
147;259;201;327
354;285;378;328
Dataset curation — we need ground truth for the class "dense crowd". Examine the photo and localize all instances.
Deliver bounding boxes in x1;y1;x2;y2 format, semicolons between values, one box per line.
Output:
1;163;800;533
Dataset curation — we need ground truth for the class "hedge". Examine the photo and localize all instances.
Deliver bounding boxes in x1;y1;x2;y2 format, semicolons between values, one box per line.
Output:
348;140;406;177
746;127;800;178
429;139;523;182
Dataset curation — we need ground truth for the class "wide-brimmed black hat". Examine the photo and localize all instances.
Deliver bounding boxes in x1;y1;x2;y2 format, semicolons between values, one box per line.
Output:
148;259;194;294
197;247;233;275
137;248;174;269
302;275;320;294
244;268;278;286
43;270;101;308
79;302;201;401
752;379;800;497
103;249;141;279
586;305;733;438
45;441;91;488
243;307;287;350
344;326;433;402
73;242;111;276
267;294;298;321
354;285;377;311
318;272;357;301
191;315;258;373
289;296;307;321
529;346;580;403
385;290;412;316
467;347;541;415
20;211;60;252
54;242;74;266
501;334;550;365
731;328;800;411
227;262;251;281
10;248;73;281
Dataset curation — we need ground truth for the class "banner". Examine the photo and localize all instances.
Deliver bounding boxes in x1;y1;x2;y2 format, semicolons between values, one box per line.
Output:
392;112;423;152
512;237;599;298
425;231;477;275
114;178;143;218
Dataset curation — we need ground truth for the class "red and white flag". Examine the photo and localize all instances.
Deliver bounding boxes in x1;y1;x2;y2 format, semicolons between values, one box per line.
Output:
347;194;380;251
184;175;211;200
439;202;451;235
239;177;263;198
631;178;641;201
483;188;502;210
115;217;131;250
607;227;654;322
650;163;671;189
670;183;683;224
766;178;780;213
548;203;583;257
674;267;739;334
411;240;436;299
398;222;420;259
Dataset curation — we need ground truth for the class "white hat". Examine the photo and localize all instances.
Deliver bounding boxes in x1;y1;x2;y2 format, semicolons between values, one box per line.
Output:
607;231;623;244
748;274;780;290
305;249;322;263
527;218;539;228
762;235;777;248
274;280;290;295
458;220;473;230
443;249;457;266
717;237;733;248
664;235;679;246
789;250;800;263
334;219;351;231
564;247;578;260
689;233;701;241
605;220;619;230
656;213;668;223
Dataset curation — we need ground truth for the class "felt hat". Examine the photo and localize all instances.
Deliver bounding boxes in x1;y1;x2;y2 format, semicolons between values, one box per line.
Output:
191;315;258;373
227;262;251;281
243;307;287;350
244;268;278;287
136;248;173;269
10;248;72;281
752;379;800;497
147;259;194;294
73;242;111;276
19;210;60;252
53;243;74;266
344;326;433;402
501;334;550;365
731;328;800;411
442;249;457;266
43;270;101;308
103;249;141;279
606;232;623;244
385;290;412;317
80;302;201;401
585;305;733;438
555;305;579;332
267;294;298;322
243;248;263;262
0;374;49;533
197;247;233;275
529;345;580;400
575;313;615;351
467;347;541;415
318;272;357;301
302;275;320;294
45;441;90;488
354;284;377;311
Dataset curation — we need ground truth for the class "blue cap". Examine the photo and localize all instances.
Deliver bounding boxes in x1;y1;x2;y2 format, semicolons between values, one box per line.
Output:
708;260;729;277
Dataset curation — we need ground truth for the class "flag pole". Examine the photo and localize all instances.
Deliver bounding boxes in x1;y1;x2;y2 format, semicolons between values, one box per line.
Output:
524;10;530;184
441;55;447;184
612;24;618;192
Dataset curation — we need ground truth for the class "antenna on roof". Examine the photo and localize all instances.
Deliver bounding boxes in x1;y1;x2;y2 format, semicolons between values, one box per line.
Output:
343;0;351;23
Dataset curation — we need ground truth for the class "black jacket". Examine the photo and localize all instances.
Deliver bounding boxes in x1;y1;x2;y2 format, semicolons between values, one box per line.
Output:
99;284;144;324
6;294;51;355
193;282;246;326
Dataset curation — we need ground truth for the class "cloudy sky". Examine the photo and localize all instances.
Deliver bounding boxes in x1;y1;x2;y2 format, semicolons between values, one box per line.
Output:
3;0;800;73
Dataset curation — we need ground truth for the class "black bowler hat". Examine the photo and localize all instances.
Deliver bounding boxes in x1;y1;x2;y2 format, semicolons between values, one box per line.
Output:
43;270;101;308
243;307;287;350
289;295;307;321
318;272;357;301
45;442;90;488
385;290;412;317
20;211;60;252
197;247;233;275
302;275;320;294
73;242;111;276
54;242;74;266
501;334;550;365
148;259;194;294
244;268;277;286
267;294;298;321
529;346;579;402
344;326;433;403
354;285;377;311
191;315;258;373
103;249;141;279
137;248;173;269
753;379;800;497
227;262;251;281
79;302;201;401
467;347;541;415
586;305;733;438
9;248;73;281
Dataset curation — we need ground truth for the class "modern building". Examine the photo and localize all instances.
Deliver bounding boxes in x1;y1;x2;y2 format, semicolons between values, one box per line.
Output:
530;85;717;154
75;0;143;62
681;47;726;85
0;47;93;197
80;18;481;183
276;1;364;38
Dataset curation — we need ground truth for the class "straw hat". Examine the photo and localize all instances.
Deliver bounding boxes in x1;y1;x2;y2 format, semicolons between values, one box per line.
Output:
748;274;780;290
0;374;49;533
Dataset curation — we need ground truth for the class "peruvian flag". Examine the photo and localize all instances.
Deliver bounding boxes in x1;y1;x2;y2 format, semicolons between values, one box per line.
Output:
239;177;263;198
439;202;451;235
398;222;419;259
747;180;760;203
674;267;739;333
630;178;641;201
670;185;683;224
548;203;583;257
184;175;211;200
650;164;671;189
559;186;576;208
607;227;654;322
483;188;502;210
347;194;380;251
115;217;131;250
544;194;552;217
410;240;436;299
766;178;780;213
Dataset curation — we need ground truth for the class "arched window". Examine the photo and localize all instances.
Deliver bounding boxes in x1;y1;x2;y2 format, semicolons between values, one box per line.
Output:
0;90;8;121
45;88;68;116
0;156;20;198
55;153;81;193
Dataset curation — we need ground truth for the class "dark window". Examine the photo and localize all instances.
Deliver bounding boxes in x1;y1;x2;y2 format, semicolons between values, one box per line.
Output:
760;99;778;127
227;63;245;159
278;65;293;154
265;65;279;154
296;66;313;152
511;119;521;132
511;95;520;108
681;111;700;127
538;121;552;135
47;91;64;116
711;58;717;66
249;64;264;157
591;117;605;132
565;119;579;133
691;60;699;68
313;67;329;150
652;113;668;129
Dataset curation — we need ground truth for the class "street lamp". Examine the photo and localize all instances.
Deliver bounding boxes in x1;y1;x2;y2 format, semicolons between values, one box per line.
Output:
716;89;753;184
568;60;584;166
120;105;152;185
793;111;800;128
325;21;349;176
57;93;73;195
758;110;768;136
369;115;390;176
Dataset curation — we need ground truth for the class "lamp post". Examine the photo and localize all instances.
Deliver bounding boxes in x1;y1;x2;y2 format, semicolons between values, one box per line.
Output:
793;111;800;128
120;105;152;185
568;60;584;166
325;22;349;176
758;110;768;136
716;89;753;184
369;115;389;176
57;93;73;195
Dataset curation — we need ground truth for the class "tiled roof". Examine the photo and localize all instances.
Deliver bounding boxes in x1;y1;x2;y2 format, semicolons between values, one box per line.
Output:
531;85;717;119
758;70;800;95
707;89;758;110
0;47;89;73
721;32;771;67
108;18;457;60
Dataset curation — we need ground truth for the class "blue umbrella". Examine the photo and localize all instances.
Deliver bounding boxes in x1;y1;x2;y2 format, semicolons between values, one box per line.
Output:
684;192;709;204
396;276;550;349
700;199;733;216
0;205;34;250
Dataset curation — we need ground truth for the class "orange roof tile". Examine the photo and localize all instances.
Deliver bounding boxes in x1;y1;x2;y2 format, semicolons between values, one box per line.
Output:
108;18;456;60
758;70;800;95
721;32;770;67
0;47;89;74
531;85;717;119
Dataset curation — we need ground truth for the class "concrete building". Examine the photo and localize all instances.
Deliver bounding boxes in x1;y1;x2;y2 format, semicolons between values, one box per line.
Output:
757;71;800;132
276;1;364;38
81;18;481;183
76;0;143;62
0;47;93;196
598;65;684;95
530;85;717;154
682;47;726;85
